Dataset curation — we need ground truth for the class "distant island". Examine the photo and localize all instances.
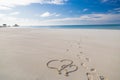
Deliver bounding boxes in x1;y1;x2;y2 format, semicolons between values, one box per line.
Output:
0;24;19;28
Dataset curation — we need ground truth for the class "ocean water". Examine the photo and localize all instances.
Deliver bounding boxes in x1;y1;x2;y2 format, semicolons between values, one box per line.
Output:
21;24;120;29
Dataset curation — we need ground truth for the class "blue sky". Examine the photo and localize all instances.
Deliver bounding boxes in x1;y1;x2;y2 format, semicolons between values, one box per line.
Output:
0;0;120;26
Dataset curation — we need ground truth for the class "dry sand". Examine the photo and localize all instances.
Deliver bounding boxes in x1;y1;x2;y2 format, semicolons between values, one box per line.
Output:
0;28;120;80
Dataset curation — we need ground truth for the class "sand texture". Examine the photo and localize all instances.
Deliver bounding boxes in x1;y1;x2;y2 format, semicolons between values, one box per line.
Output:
0;28;120;80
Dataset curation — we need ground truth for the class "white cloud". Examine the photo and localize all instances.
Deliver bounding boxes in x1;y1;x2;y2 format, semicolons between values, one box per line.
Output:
0;5;11;10
9;12;20;15
46;0;68;4
114;8;120;13
0;13;120;26
40;12;60;17
114;8;120;10
39;13;120;25
40;12;51;17
0;13;5;17
0;13;17;21
0;0;68;10
101;0;120;3
55;14;60;16
83;8;88;12
108;8;120;13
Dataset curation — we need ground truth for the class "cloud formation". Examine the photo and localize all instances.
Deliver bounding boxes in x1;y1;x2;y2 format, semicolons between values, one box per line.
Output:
0;6;11;10
1;13;119;26
83;8;88;12
101;0;120;3
0;0;68;10
9;12;20;15
114;8;120;13
40;12;60;17
44;13;120;21
37;13;120;25
108;8;120;13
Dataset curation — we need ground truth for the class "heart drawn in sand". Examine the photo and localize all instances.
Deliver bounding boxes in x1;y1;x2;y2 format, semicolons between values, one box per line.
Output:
64;65;78;76
47;59;78;76
47;59;73;71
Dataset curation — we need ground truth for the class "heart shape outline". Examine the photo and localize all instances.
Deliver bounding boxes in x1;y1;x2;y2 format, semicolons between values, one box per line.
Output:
47;59;78;76
47;59;73;74
64;65;78;76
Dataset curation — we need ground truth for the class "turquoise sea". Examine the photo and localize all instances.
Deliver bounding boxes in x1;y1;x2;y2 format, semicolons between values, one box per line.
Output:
21;24;120;30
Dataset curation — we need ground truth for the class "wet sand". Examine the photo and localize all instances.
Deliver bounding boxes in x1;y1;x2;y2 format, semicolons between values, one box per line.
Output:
0;28;120;80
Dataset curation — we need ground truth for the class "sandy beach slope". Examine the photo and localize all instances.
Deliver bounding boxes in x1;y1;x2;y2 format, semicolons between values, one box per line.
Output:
0;28;120;80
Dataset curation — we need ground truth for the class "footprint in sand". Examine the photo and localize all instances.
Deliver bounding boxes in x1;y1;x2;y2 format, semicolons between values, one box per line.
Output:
77;54;91;72
87;68;108;80
90;68;96;72
66;49;69;52
76;41;81;45
77;55;90;63
81;62;90;70
80;51;83;54
86;71;99;80
99;76;108;80
78;46;81;48
86;72;93;80
75;42;108;80
85;58;90;62
77;42;80;45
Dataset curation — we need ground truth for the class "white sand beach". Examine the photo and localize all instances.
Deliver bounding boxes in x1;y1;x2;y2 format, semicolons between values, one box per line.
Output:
0;28;120;80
